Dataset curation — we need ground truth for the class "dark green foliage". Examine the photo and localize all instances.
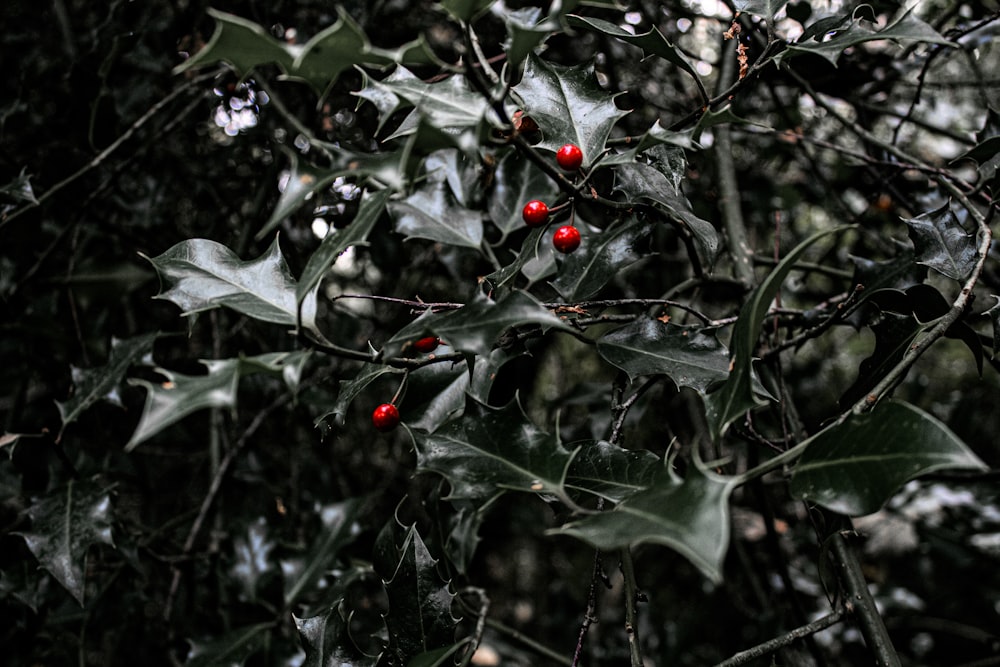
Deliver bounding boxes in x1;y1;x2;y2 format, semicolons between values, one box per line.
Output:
3;1;1000;666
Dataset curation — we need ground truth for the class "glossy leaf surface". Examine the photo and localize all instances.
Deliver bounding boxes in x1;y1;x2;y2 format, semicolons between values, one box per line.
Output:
565;440;661;503
55;332;159;440
597;318;730;394
413;398;577;501
557;467;733;582
514;54;628;160
295;602;380;667
790;400;987;515
904;202;978;281
550;216;652;301
17;480;115;604
146;237;320;334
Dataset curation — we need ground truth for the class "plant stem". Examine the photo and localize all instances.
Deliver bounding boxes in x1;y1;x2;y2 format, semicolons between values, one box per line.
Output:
831;532;902;667
620;547;644;667
712;608;845;667
485;618;573;666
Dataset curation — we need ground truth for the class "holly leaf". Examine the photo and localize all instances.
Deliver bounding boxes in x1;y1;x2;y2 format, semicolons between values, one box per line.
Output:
174;9;295;78
230;518;275;603
838;309;920;410
298;189;391;302
467;347;529;404
612;148;720;265
705;227;846;441
125;352;308;450
16;479;115;604
404;359;469;433
412;397;577;502
487;149;560;240
513;54;629;161
556;466;734;583
439;0;495;22
282;498;365;608
0;168;38;205
598;318;731;394
504;7;554;69
295;601;380;667
566;15;704;94
790;400;987;515
565;440;660;503
780;8;954;66
954;106;1000;190
317;363;405;431
376;67;491;134
904;202;978;281
184;623;274;667
734;0;790;20
145;237;321;335
389;176;483;249
550;216;653;300
383;526;459;665
409;290;570;357
55;332;159;442
482;226;551;296
849;246;926;295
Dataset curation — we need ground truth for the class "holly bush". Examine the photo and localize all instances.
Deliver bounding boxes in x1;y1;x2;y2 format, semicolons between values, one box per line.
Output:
3;1;1000;665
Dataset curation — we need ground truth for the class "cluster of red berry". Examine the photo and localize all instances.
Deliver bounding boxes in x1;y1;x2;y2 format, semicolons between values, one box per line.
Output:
521;143;583;253
372;145;587;432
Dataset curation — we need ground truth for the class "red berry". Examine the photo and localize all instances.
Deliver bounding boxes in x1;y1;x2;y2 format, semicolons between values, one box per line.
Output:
413;336;440;353
556;144;583;171
522;200;549;227
553;225;581;253
372;403;400;432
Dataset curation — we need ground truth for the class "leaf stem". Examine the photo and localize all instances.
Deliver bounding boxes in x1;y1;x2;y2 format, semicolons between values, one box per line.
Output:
712;608;846;667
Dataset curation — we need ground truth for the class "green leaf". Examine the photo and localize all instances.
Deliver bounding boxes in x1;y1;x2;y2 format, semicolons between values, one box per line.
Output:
467;347;529;404
125;352;308;450
55;332;159;441
377;67;491;134
412;397;577;501
230;518;275;604
417;290;570;357
174;9;295;78
838;309;920;410
780;8;955;66
789;400;987;515
295;601;381;667
705;227;846;441
612;149;720;265
487;149;560;240
282;498;364;607
598;318;730;394
513;54;629;161
566;15;703;90
482;226;551;296
389;176;483;249
550;216;653;300
318;363;405;431
288;8;372;96
384;526;459;665
298;189;391;302
504;8;554;69
848;246;926;299
565;440;661;503
409;642;471;667
0;168;38;205
633;119;700;153
904;202;978;281
16;479;115;605
439;0;496;22
955;106;1000;189
146;237;320;334
556;466;734;583
404;360;470;433
184;623;274;667
734;0;790;20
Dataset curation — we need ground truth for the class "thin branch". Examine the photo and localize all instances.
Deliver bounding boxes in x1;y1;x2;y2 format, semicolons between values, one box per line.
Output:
620;547;644;667
712;608;846;667
485;618;573;666
830;532;902;667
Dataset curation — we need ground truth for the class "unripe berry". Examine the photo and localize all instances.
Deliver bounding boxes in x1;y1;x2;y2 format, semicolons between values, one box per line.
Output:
372;403;400;432
522;200;549;227
553;225;581;253
556;144;584;171
413;336;440;353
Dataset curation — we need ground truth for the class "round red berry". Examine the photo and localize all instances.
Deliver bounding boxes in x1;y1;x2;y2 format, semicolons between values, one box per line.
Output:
413;336;440;353
556;144;583;171
553;225;581;253
522;200;549;227
372;403;400;432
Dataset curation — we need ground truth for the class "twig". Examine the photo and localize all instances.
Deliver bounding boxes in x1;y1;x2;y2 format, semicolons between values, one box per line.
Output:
830;532;902;667
712;608;846;667
2;68;223;229
620;547;644;667
571;548;605;667
484;617;573;666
